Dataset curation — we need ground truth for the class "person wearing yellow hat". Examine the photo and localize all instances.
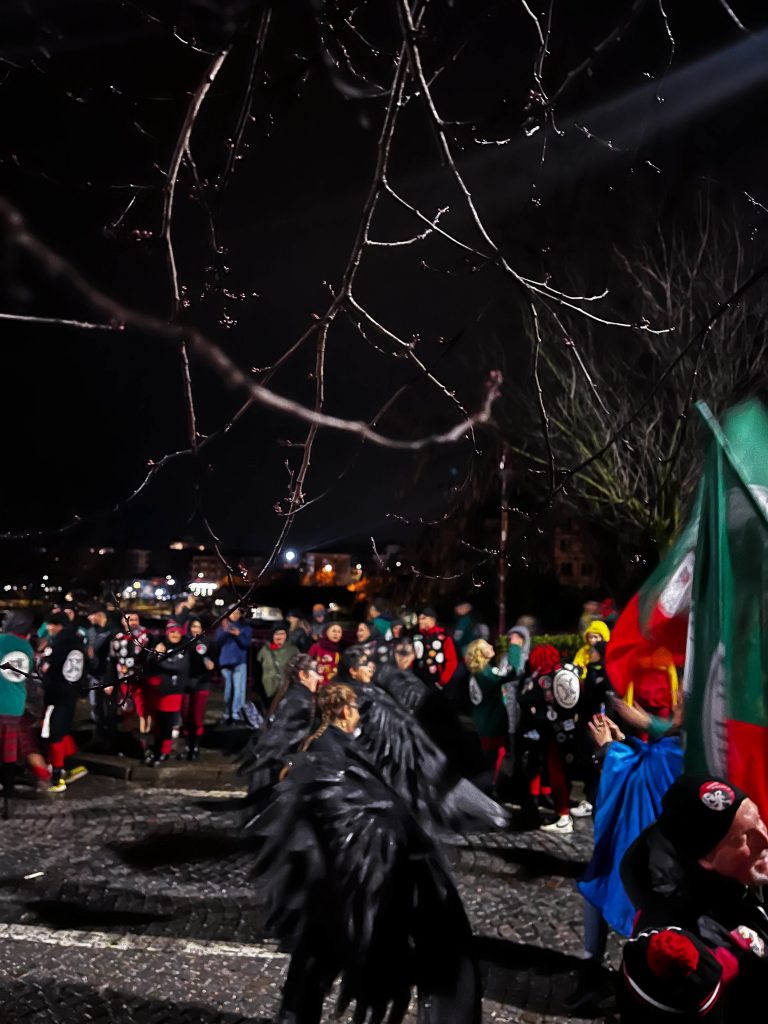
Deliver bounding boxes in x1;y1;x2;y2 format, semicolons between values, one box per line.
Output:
573;620;611;677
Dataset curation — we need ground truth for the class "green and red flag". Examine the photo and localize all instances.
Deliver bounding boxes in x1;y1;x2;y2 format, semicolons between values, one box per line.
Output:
607;398;768;818
683;400;768;820
606;498;699;697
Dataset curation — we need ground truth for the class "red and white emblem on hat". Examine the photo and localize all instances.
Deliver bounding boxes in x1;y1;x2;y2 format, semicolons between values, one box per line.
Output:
699;780;736;811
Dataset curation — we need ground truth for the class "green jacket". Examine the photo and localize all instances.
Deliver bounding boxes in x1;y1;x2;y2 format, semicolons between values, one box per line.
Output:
0;633;35;717
468;665;508;738
257;642;299;699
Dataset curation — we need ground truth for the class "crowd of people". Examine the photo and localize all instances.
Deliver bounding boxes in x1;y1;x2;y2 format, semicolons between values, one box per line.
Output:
238;597;768;1023
1;588;767;1022
0;591;678;805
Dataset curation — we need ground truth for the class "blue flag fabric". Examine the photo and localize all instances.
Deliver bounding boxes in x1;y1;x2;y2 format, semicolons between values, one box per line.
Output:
578;736;683;937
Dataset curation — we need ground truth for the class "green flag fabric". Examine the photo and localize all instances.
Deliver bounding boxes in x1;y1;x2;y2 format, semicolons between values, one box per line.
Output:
684;400;768;822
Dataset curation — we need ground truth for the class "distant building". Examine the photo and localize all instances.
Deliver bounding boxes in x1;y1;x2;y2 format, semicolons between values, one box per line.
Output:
301;552;361;587
552;521;600;587
190;553;224;582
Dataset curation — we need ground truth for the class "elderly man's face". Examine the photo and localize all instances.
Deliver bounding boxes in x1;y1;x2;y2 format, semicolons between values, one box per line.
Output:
699;799;768;887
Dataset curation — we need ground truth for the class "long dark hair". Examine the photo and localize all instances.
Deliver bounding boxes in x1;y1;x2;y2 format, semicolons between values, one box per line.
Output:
267;652;317;717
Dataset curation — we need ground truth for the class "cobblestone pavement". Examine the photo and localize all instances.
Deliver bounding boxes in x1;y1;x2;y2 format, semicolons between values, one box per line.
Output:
0;776;620;1023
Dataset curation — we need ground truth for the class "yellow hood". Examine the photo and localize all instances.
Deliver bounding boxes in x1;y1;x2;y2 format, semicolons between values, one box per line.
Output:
583;620;611;643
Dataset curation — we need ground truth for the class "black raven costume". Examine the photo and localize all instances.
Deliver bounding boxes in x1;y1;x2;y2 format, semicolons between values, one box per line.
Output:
376;663;484;778
349;678;507;834
239;680;316;816
249;733;482;1024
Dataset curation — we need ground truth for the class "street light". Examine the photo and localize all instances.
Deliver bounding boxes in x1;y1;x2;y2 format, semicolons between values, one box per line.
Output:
284;549;297;564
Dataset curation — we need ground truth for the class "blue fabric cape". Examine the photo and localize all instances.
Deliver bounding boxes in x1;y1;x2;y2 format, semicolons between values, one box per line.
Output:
578;736;683;937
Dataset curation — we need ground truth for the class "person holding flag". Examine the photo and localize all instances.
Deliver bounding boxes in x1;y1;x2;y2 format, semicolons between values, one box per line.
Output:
606;398;768;824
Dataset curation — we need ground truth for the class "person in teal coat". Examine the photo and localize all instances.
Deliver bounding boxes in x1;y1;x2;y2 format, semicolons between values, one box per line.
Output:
464;638;513;778
0;625;36;816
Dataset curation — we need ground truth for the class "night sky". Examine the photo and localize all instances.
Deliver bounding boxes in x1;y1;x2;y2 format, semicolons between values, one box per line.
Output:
1;0;766;562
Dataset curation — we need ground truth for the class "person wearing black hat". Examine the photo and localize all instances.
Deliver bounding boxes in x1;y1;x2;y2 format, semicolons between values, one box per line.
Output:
619;775;768;1022
412;607;458;690
39;611;89;793
286;609;311;653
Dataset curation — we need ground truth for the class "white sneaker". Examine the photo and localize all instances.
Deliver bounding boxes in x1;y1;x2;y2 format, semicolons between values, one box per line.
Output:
540;814;573;835
571;799;593;818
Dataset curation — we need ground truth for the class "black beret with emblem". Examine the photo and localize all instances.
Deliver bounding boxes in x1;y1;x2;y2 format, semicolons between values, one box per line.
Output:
657;775;748;861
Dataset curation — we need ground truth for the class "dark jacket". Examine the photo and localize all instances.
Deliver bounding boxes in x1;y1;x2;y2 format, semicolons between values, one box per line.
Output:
241;682;317;808
306;723;354;765
412;625;458;688
87;622;114;681
155;640;191;696
188;636;216;691
619;823;768;1022
40;625;88;705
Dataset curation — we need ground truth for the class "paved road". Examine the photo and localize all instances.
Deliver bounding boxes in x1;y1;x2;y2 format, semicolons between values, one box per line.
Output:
0;776;619;1023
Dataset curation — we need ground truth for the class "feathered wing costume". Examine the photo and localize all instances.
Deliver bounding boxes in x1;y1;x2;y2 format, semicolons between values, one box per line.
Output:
351;681;508;835
374;665;429;711
370;667;486;785
250;745;481;1024
239;683;315;814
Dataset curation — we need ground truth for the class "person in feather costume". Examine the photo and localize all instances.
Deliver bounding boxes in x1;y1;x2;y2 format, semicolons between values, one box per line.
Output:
250;682;484;1024
239;652;322;809
332;645;508;835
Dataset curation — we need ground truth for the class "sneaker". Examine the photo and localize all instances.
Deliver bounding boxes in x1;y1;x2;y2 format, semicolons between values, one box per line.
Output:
48;778;67;794
540;814;573;834
571;799;593;818
65;766;89;785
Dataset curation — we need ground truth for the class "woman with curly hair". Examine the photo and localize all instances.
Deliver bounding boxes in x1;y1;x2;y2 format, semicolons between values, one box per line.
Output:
301;683;360;761
464;638;511;781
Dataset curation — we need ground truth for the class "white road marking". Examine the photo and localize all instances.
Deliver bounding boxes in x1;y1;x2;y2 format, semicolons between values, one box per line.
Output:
0;923;286;960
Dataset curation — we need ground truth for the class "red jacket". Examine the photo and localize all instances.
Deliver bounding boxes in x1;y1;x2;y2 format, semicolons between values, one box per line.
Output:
309;637;341;686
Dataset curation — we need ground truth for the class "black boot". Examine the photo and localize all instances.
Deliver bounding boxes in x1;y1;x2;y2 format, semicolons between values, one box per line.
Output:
1;764;15;819
562;958;616;1014
187;742;200;761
